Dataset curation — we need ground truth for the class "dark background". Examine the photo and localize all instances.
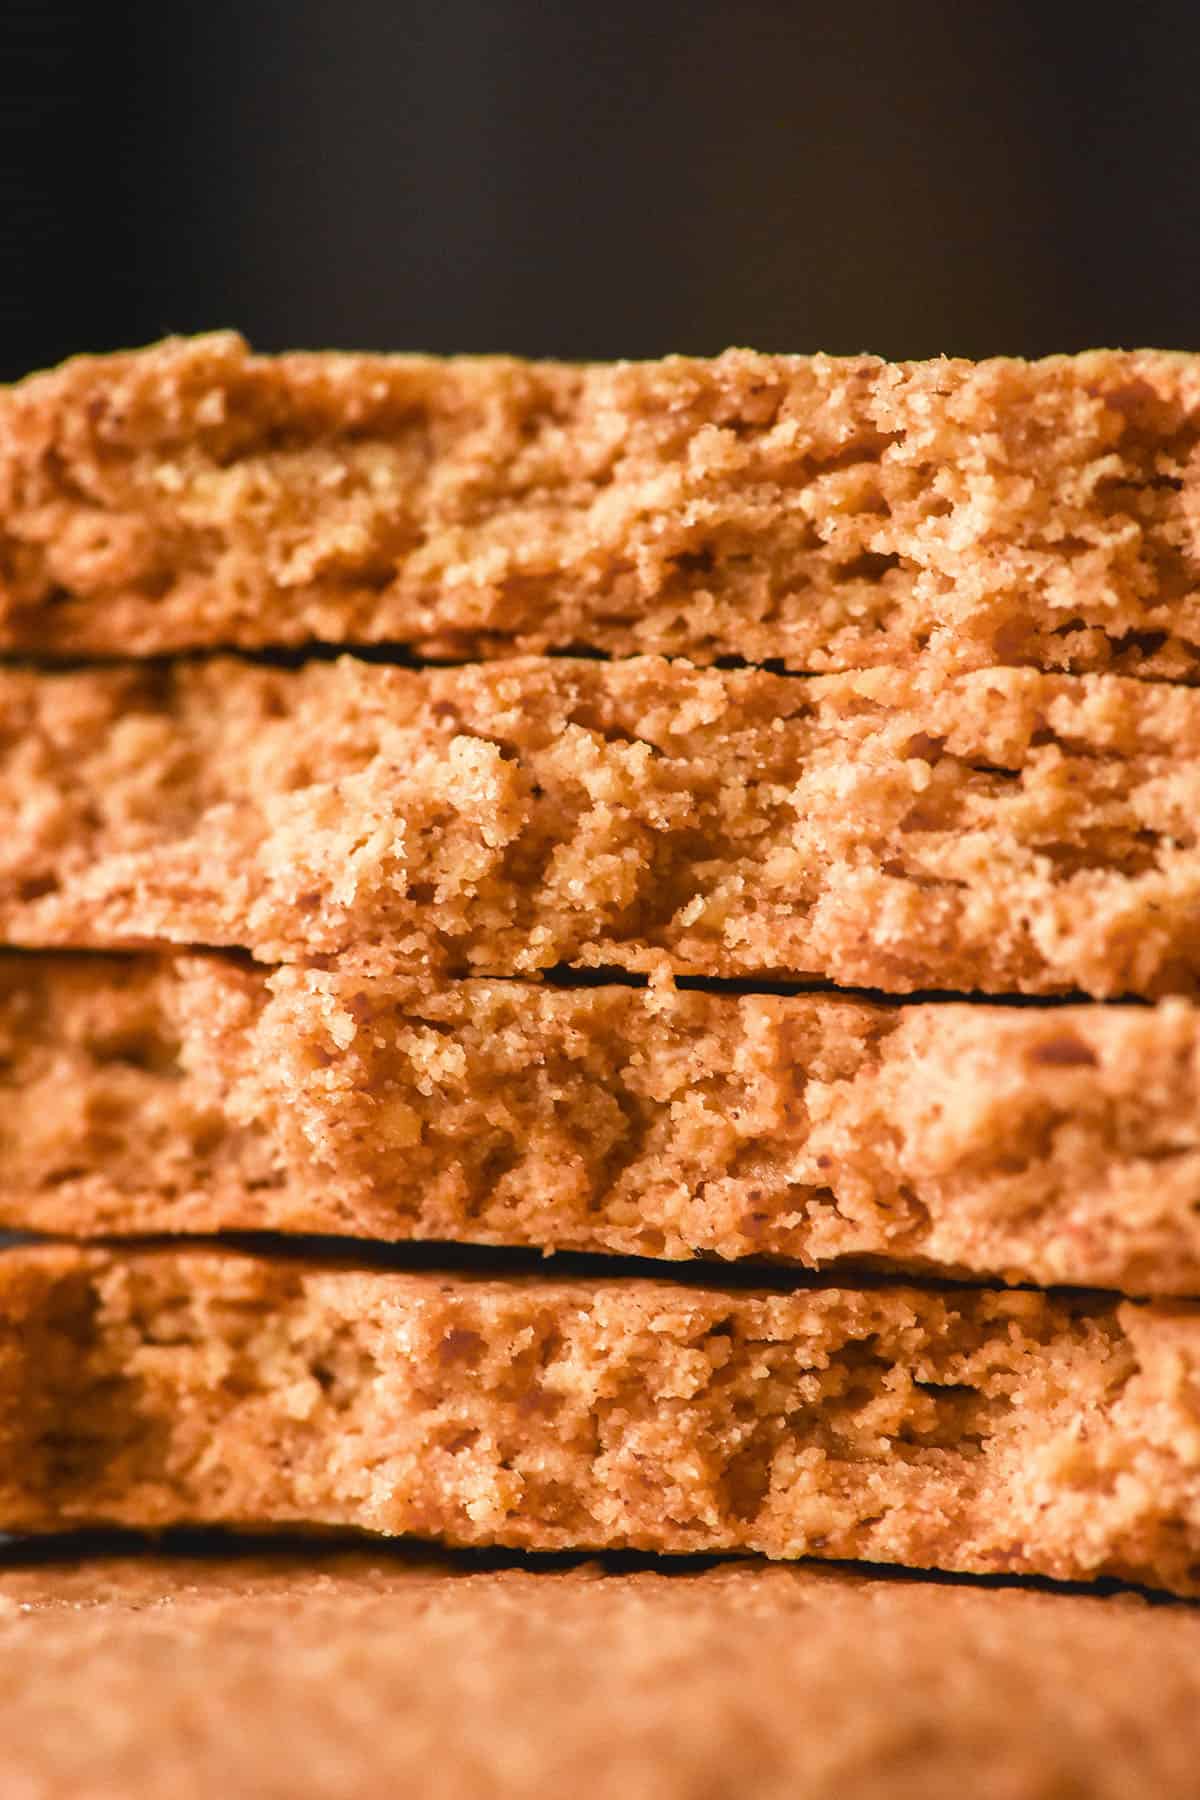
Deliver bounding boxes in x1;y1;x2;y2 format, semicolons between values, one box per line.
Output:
1;0;1196;381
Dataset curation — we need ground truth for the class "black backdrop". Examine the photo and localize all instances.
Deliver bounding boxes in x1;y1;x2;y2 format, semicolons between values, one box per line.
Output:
2;0;1197;381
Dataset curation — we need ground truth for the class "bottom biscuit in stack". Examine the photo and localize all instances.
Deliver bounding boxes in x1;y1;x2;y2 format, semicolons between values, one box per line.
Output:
1;1243;1198;1594
0;1545;1198;1799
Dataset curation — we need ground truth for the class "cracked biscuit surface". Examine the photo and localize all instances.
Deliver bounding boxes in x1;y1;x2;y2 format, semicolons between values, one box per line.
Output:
1;1551;1199;1799
7;952;1200;1293
3;1244;1200;1593
2;654;1200;993
4;334;1200;677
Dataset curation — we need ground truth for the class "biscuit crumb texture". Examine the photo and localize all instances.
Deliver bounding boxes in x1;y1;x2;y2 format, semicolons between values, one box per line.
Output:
7;953;1200;1293
3;1245;1200;1594
4;334;1200;678
2;1553;1200;1799
3;654;1200;994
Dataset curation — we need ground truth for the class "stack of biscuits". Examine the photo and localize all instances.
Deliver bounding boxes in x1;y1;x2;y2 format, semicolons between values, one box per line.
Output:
2;334;1200;1794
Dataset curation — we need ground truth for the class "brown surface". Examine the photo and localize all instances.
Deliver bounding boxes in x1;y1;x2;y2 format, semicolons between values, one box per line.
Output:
0;1549;1198;1800
4;333;1200;681
3;653;1200;993
3;1243;1200;1593
8;952;1200;1294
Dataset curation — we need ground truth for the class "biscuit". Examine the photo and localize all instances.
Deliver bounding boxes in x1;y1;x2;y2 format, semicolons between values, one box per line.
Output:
2;1551;1199;1798
4;1243;1200;1592
6;952;1200;1293
3;333;1200;678
2;654;1199;994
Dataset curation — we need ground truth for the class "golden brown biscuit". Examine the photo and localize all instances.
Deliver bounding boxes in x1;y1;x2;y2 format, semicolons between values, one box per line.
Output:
3;1243;1200;1593
6;951;1200;1293
4;333;1200;678
0;1549;1197;1799
2;654;1200;994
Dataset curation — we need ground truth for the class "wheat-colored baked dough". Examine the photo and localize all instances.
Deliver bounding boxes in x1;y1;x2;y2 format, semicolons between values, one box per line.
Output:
3;333;1200;678
0;1549;1198;1799
6;951;1200;1294
4;1244;1200;1593
2;653;1199;994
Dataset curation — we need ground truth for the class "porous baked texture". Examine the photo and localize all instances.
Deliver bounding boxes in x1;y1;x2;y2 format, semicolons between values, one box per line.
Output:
2;1550;1199;1800
4;333;1200;679
3;1244;1200;1593
9;952;1200;1294
3;653;1200;994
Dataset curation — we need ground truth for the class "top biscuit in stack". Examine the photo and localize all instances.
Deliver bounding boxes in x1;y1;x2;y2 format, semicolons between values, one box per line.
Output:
1;333;1198;676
